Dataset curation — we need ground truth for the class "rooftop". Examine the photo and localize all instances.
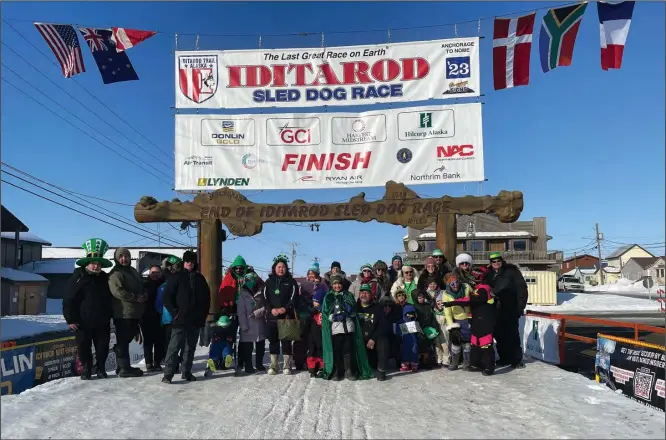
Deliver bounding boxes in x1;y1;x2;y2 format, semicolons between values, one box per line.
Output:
0;232;52;245
626;257;661;269
403;230;532;240
1;267;49;283
42;246;190;260
1;206;28;233
606;244;654;259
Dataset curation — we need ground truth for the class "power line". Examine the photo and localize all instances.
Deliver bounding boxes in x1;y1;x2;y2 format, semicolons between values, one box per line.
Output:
2;2;576;38
2;171;191;248
1;42;174;172
1;161;135;207
2;18;174;162
1;76;173;186
3;179;194;248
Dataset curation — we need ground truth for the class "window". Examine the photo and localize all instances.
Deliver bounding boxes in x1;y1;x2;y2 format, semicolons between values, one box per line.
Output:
525;277;537;283
467;240;484;252
423;240;437;252
658;268;665;278
513;240;527;252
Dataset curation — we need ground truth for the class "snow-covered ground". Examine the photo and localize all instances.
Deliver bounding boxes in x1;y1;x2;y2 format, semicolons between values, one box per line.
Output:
1;299;68;341
528;291;661;314
1;346;664;439
586;278;665;296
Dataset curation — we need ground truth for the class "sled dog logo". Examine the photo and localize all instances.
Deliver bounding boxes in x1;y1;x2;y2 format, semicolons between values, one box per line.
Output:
532;321;539;343
178;54;219;104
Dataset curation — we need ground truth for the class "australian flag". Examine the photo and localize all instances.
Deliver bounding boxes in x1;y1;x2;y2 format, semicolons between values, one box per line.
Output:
78;27;139;84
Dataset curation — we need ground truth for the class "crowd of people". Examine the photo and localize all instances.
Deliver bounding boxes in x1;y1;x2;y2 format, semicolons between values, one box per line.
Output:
62;237;530;384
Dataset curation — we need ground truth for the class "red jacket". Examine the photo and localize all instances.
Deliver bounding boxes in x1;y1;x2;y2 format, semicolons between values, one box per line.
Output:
218;270;265;311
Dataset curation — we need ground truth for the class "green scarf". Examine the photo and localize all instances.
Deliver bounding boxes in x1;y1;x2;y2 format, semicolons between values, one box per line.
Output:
320;290;373;380
403;280;417;304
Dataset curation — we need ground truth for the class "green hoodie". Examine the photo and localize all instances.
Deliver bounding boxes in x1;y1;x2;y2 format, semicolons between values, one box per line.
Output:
230;255;247;280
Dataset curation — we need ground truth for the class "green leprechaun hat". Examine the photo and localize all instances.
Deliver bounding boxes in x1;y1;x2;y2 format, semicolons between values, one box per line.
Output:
76;238;113;268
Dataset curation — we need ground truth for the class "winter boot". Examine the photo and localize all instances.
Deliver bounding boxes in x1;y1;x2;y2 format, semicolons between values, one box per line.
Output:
118;358;143;378
400;363;410;372
181;372;197;381
482;369;494;376
376;370;386;381
462;343;472;371
96;364;108;379
448;345;461;371
282;355;293;375
268;354;279;375
152;364;163;372
145;363;154;372
161;374;173;384
309;365;319;378
344;354;357;381
511;362;526;369
244;350;256;374
80;364;92;381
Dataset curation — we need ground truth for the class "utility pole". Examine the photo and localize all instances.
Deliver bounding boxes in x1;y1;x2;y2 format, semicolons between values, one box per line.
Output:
596;223;605;285
574;251;577;269
291;242;298;275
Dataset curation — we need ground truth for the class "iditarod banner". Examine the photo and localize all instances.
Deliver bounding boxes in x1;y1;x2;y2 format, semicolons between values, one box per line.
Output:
174;103;484;191
175;37;480;109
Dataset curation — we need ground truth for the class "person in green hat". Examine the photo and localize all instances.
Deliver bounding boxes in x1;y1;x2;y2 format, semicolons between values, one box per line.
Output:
350;263;386;301
320;274;372;381
218;255;248;312
432;249;454;276
355;283;394;381
63;238;114;380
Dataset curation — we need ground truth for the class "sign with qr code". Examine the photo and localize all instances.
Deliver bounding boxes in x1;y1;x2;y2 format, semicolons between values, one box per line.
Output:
596;335;665;412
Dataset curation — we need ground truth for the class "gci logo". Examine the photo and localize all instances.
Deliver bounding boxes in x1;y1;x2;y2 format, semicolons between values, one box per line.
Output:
279;124;311;144
437;144;474;158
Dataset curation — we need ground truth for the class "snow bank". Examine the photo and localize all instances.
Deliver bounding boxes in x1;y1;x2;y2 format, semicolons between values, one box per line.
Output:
1;347;664;439
0;314;69;341
586;278;665;294
528;292;660;314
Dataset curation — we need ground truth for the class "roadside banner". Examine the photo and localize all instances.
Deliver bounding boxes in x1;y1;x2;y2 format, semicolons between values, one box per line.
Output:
521;314;561;364
595;334;665;412
175;103;484;191
174;37;480;109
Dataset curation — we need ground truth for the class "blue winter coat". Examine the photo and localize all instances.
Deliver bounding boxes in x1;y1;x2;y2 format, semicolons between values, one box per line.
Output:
156;281;173;326
396;305;419;363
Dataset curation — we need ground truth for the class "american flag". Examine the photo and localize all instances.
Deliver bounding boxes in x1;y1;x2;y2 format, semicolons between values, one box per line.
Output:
34;23;85;78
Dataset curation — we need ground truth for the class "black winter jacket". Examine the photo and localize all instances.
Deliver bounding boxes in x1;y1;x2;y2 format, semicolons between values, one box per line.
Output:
63;268;113;328
484;263;529;317
142;277;164;322
163;269;211;328
356;300;397;341
263;274;298;321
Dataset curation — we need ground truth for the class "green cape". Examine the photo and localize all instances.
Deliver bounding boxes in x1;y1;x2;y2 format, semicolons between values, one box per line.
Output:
320;289;373;380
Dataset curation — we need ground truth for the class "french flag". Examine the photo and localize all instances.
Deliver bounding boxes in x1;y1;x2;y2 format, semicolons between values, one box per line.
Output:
597;1;635;70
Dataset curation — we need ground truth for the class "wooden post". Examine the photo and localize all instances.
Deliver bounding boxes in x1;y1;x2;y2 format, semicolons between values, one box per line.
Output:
436;213;457;265
199;218;222;321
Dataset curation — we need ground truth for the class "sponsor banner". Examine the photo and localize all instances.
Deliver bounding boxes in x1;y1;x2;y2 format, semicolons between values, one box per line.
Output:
175;103;484;191
174;37;480;109
520;315;561;364
595;335;665;412
0;344;36;396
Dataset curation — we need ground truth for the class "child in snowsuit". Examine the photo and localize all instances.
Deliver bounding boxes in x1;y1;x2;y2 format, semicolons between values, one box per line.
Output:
442;267;496;376
414;291;439;369
237;273;266;376
440;273;473;371
306;287;326;378
427;277;450;366
396;304;420;372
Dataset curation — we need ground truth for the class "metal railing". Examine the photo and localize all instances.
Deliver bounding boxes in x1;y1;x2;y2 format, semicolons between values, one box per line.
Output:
397;250;563;265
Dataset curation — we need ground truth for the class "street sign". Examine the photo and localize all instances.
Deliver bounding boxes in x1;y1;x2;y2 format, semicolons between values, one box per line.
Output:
642;277;655;289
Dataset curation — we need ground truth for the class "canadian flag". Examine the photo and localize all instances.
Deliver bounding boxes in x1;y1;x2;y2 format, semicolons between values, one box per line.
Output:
492;12;536;91
111;27;157;52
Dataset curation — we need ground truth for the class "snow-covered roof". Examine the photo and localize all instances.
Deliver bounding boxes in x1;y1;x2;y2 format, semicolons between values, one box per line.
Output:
403;230;533;240
1;267;49;283
602;267;622;274
42;246;189;260
0;232;52;245
19;259;80;275
580;269;597;274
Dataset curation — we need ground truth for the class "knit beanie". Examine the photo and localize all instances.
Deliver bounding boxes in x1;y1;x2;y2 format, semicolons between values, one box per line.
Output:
424;256;436;266
391;255;403;264
360;263;373;272
308;266;320;275
374;260;388;271
183;250;197;263
331;261;341;270
330;274;344;285
456;253;473;266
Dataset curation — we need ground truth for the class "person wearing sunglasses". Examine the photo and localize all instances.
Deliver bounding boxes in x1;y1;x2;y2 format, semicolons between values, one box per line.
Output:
390;265;419;304
453;253;477;287
438;273;472;371
350;263;386;301
484;252;528;369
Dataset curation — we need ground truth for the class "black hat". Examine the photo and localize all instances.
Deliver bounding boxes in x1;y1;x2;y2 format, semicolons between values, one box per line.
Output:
331;261;341;270
183;250;197;263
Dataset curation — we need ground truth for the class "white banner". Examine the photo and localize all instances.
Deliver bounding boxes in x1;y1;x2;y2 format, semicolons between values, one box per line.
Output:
174;103;484;191
520;315;561;364
174;37;480;109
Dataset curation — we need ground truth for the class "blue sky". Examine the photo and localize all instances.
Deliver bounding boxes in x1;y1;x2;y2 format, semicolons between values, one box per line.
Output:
2;1;664;278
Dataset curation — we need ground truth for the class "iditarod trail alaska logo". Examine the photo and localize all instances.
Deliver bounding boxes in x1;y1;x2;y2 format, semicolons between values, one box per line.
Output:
178;54;218;104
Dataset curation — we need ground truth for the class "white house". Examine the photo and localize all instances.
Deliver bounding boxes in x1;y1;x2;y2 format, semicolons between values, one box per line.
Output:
605;244;654;269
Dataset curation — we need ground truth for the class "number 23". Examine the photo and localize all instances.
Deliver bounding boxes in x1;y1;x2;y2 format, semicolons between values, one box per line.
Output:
448;62;469;76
